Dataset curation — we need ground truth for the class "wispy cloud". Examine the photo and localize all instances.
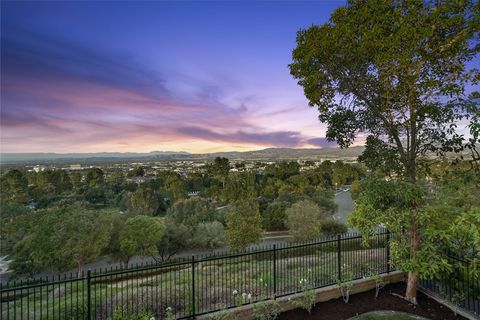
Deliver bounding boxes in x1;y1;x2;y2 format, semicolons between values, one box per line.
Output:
1;26;331;153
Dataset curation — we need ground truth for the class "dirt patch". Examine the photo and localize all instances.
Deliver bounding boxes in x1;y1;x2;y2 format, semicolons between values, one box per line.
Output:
278;282;467;320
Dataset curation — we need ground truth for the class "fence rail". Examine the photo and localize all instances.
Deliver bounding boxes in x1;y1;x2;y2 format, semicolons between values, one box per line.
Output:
1;231;391;319
420;254;480;318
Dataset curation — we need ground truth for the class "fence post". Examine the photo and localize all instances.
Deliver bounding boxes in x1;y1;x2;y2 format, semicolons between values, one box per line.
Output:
87;269;92;320
337;235;342;282
273;245;277;299
191;255;196;319
386;229;391;274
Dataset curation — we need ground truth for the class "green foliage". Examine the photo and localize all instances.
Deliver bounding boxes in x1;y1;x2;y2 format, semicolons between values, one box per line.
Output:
290;1;479;179
128;166;145;178
264;161;300;181
364;264;387;298
336;265;354;303
108;308;154;320
167;197;216;228
191;221;226;249
156;218;189;261
225;199;264;251
289;278;316;313
319;219;347;237
349;174;480;280
0;169;29;204
252;300;282;320
85;168;105;188
206;306;237;320
10;204;113;274
286;199;325;242
262;200;289;231
164;174;187;201
349;180;361;200
0;203;33;255
120;215;165;264
35;170;72;194
129;186;160;215
222;172;257;202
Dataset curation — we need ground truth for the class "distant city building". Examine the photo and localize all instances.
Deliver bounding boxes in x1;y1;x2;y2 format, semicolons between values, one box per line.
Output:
32;165;47;173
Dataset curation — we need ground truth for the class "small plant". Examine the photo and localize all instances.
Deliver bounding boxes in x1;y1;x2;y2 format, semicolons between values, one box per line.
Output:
365;264;387;298
252;300;282;320
206;305;238;320
336;264;354;303
165;306;174;320
232;289;253;306
451;292;466;317
438;286;465;318
109;308;155;320
289;278;316;313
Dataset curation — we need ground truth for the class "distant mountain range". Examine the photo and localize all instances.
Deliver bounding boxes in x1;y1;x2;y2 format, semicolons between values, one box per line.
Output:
0;147;365;165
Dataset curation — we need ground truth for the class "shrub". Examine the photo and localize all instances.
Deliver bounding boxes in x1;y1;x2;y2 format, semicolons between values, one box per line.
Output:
286;200;323;242
289;278;316;313
252;300;282;320
108;308;154;320
320;219;348;237
336;265;354;303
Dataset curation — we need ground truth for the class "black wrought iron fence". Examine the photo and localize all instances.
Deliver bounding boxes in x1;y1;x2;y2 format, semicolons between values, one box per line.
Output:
420;254;480;318
1;231;393;320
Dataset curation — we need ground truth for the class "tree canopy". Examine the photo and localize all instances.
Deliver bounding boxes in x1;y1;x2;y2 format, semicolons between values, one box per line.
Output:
290;0;479;302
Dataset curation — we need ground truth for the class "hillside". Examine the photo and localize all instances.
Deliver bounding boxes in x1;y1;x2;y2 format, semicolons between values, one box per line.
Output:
0;147;365;164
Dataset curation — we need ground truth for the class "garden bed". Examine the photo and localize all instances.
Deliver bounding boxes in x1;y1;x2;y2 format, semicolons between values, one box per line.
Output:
278;282;466;320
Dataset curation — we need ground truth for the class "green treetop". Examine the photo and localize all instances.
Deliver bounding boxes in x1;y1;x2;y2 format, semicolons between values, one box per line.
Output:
290;0;479;302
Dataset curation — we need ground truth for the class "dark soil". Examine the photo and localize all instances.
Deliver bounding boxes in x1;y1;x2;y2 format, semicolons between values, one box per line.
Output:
279;282;467;320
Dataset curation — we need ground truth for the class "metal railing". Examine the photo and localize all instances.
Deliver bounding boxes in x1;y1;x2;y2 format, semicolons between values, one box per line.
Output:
420;254;480;318
1;231;393;319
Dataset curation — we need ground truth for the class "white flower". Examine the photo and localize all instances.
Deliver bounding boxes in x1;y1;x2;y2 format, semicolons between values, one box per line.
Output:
259;278;263;282
247;293;252;300
242;292;247;298
232;290;238;295
166;306;172;311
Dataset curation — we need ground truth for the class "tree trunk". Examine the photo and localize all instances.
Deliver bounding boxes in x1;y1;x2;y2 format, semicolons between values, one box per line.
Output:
406;271;418;304
406;210;420;304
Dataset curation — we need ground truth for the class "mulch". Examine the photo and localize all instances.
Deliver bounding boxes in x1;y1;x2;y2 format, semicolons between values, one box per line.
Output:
278;282;467;320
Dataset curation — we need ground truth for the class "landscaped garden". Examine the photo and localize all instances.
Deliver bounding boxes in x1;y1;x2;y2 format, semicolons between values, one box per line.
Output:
278;283;466;320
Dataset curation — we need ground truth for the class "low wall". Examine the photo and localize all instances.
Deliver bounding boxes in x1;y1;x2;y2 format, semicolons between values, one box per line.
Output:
200;271;405;320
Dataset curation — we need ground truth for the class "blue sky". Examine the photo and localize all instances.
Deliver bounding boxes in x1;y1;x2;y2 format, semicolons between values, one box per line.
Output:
1;1;347;153
3;1;476;154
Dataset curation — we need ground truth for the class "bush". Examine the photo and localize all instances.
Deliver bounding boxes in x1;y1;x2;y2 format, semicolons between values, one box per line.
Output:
108;308;154;320
262;201;288;231
286;200;323;242
192;221;226;249
320;220;348;237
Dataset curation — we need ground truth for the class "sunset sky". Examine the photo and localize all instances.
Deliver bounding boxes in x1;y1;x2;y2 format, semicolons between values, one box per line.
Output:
1;1;349;153
3;2;477;154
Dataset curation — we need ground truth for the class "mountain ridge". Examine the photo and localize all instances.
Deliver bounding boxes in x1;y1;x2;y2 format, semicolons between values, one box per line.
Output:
0;147;365;164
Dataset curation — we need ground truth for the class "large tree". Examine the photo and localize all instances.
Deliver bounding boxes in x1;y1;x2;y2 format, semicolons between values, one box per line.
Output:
120;215;165;265
0;170;29;205
290;0;479;302
10;204;113;274
225;199;264;251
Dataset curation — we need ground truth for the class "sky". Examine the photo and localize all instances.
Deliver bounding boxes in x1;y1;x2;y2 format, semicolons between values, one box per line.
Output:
1;1;348;154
